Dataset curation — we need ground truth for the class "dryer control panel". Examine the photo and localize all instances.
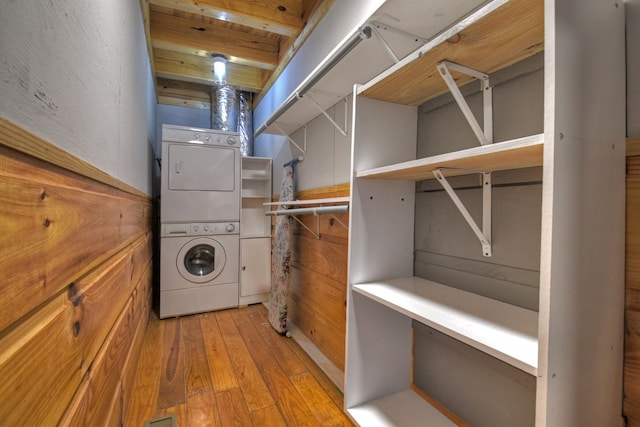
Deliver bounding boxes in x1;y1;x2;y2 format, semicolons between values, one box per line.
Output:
162;222;239;237
162;124;239;147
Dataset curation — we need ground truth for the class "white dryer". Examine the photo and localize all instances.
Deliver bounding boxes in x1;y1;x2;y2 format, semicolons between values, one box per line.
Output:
161;125;240;223
160;221;239;318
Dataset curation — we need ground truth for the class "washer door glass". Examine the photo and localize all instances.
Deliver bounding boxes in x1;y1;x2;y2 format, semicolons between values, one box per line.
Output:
177;237;226;283
184;244;215;276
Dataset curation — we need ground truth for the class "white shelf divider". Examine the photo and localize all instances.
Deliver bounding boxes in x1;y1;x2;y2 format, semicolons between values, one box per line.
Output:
352;276;538;375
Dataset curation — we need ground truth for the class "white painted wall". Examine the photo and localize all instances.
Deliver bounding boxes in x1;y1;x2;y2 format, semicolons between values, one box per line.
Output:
261;95;353;194
627;0;640;136
0;0;156;195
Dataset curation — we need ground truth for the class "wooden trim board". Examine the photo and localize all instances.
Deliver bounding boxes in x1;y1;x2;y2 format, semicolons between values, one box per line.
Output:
0;117;148;198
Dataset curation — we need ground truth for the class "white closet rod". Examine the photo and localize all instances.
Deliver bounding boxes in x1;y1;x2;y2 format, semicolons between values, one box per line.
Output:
266;205;348;217
254;25;372;139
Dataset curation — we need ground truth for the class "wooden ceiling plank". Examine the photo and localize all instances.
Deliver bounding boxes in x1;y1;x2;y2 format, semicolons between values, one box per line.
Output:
154;49;264;92
149;0;303;37
156;78;212;109
156;78;211;101
158;95;211;109
150;9;279;68
151;39;275;71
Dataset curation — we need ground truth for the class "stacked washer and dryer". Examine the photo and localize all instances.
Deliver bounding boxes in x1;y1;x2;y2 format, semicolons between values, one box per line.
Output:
159;124;241;318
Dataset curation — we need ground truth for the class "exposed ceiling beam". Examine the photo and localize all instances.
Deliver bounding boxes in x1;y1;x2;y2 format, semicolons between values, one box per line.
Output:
154;48;265;92
148;0;304;37
150;8;280;69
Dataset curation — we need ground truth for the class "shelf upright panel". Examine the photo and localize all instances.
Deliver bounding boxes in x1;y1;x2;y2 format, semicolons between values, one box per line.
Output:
345;89;418;412
536;0;626;425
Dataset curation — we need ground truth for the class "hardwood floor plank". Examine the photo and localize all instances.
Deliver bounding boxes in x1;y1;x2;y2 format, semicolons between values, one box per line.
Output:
182;314;214;396
126;306;351;426
216;309;275;411
123;316;164;426
186;390;221;427
157;317;186;410
199;312;239;392
246;304;308;376
231;308;321;426
215;387;253;426
253;304;347;409
290;371;353;427
250;404;288;426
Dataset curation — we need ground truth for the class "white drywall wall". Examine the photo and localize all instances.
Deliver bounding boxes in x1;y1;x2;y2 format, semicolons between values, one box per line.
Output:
0;0;156;195
627;0;640;136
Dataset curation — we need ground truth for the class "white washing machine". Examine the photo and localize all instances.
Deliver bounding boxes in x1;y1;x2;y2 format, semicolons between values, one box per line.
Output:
161;124;240;223
160;221;239;318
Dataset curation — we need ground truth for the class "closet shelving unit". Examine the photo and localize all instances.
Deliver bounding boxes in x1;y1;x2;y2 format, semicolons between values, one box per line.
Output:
240;157;272;305
346;0;625;425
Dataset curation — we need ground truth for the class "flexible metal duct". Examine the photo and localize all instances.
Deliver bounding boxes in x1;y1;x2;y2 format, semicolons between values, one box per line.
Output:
211;85;253;156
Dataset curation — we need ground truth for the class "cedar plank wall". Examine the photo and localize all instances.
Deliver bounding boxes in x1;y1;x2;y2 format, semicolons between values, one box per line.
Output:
626;136;640;426
279;184;350;372
0;118;153;426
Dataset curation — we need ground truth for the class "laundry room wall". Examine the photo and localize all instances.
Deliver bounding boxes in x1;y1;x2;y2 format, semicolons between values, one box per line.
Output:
0;1;155;425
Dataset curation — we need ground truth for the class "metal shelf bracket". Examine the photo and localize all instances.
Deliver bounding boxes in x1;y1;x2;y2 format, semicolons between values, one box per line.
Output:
272;122;307;154
433;168;492;257
303;94;349;137
437;61;493;146
369;20;428;64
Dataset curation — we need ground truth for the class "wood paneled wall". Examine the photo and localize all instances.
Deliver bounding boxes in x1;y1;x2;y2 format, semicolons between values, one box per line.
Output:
0;118;153;426
284;184;350;372
626;136;640;426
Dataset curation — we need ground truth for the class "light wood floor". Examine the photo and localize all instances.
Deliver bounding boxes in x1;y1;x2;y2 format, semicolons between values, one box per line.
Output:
124;304;354;426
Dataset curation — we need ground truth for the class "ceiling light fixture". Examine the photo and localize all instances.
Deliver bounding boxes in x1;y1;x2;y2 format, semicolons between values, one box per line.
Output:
212;54;227;85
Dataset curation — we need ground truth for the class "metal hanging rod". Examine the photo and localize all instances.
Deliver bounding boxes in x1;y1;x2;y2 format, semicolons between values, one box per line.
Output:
266;205;349;239
254;25;372;139
266;205;348;217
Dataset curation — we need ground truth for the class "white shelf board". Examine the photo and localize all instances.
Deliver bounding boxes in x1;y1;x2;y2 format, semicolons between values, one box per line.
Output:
348;389;457;427
357;0;509;97
239;233;271;239
242;193;270;199
242;172;270;180
356;133;543;181
352;276;538;375
263;196;349;206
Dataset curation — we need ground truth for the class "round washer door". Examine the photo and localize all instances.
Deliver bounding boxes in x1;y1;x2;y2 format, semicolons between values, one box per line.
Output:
176;237;226;283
